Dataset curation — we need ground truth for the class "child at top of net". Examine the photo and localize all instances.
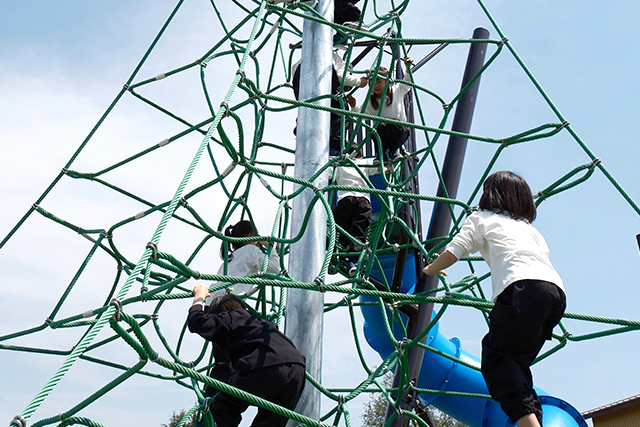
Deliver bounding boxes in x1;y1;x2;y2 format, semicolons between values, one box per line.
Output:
211;219;280;301
423;171;567;427
350;57;414;161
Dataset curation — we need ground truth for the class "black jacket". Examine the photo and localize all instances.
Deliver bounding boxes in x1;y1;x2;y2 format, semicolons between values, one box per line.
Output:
188;306;305;373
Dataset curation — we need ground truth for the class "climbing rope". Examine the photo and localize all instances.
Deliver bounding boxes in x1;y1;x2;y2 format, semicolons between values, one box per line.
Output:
2;1;640;426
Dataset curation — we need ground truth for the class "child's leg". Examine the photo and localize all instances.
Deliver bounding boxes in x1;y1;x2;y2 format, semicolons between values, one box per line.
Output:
251;363;306;427
376;123;409;157
333;197;356;250
329;113;343;156
211;389;251;427
481;280;565;426
347;197;371;257
334;0;361;25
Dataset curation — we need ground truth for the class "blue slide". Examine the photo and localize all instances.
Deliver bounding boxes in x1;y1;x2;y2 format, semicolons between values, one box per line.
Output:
360;253;587;427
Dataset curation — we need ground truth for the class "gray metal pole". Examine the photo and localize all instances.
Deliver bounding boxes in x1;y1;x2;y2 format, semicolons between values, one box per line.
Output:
385;27;489;427
285;0;333;422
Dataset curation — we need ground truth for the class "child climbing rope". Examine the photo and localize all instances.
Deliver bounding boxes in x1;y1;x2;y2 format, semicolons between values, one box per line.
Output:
211;219;280;300
351;57;414;161
329;151;383;276
189;291;306;427
423;171;567;427
200;220;283;426
292;48;368;156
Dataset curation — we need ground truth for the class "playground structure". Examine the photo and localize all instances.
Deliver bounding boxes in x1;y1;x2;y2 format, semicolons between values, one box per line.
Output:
3;1;640;427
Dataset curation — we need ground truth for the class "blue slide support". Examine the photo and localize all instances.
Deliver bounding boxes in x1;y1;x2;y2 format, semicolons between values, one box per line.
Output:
360;253;587;427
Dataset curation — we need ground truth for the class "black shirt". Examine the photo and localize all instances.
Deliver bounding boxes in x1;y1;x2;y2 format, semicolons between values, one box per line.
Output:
188;306;305;373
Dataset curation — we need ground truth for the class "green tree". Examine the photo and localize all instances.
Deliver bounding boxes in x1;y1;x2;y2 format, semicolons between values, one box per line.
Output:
161;409;197;427
362;374;468;427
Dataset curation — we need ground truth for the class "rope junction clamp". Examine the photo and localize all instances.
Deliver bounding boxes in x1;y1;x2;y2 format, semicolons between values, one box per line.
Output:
146;241;159;260
11;415;26;427
109;298;123;322
589;158;601;171
314;277;326;293
220;102;230;117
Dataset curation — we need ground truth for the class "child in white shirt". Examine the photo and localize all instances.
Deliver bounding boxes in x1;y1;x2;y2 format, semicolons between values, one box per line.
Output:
424;171;566;427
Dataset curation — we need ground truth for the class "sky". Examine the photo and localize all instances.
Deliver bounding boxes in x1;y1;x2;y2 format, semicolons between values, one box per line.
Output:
1;1;640;427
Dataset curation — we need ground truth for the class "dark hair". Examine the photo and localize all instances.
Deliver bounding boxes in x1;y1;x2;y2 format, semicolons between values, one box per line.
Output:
478;171;537;223
369;67;394;111
209;294;245;315
219;220;255;259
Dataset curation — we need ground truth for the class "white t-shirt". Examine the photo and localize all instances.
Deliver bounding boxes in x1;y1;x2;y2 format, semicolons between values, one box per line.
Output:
445;210;565;302
328;158;379;201
362;76;412;122
207;244;280;302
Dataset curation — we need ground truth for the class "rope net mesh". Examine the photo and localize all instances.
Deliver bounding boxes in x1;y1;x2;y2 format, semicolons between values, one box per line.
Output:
2;1;640;426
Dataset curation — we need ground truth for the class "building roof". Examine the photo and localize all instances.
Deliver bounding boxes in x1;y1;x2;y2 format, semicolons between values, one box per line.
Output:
582;394;640;419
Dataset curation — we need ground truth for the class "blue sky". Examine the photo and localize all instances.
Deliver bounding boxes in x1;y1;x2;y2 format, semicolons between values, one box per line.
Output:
1;1;640;426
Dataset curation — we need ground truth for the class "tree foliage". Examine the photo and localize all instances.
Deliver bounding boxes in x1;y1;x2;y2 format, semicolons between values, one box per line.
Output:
161;409;197;427
362;374;468;427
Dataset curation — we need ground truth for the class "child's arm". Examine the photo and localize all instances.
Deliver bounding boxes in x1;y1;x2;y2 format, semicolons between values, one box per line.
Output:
192;284;210;307
333;51;368;89
423;250;458;276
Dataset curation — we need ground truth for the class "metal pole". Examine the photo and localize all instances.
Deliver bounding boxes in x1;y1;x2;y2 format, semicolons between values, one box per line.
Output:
285;0;333;422
385;27;489;427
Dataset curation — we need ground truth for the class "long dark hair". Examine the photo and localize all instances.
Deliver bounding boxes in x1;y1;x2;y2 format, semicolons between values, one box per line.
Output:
369;67;394;111
478;171;537;223
219;220;255;259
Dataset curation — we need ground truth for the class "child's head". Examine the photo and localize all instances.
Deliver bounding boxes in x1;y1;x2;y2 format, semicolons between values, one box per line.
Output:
209;294;245;315
370;67;389;96
369;67;393;111
220;219;256;259
479;171;537;223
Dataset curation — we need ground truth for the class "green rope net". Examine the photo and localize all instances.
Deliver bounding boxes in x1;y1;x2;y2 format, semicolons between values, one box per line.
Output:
3;1;640;427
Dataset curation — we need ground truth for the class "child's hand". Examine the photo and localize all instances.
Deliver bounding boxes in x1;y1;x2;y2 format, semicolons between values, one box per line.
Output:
423;264;447;276
192;284;211;300
347;96;357;108
359;76;368;88
403;57;414;68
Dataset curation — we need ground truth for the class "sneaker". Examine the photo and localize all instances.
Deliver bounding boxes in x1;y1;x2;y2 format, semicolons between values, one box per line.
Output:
346;262;357;277
391;150;404;162
343;21;369;31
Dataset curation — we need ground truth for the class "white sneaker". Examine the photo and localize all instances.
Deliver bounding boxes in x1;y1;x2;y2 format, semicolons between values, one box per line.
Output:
343;21;369;31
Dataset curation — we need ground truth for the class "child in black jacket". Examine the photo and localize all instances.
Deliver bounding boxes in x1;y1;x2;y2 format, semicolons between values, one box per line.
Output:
188;286;306;427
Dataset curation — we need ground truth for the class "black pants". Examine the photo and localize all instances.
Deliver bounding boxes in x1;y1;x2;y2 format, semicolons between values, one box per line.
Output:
212;363;306;427
333;196;371;261
481;280;566;426
334;0;361;25
376;122;409;157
